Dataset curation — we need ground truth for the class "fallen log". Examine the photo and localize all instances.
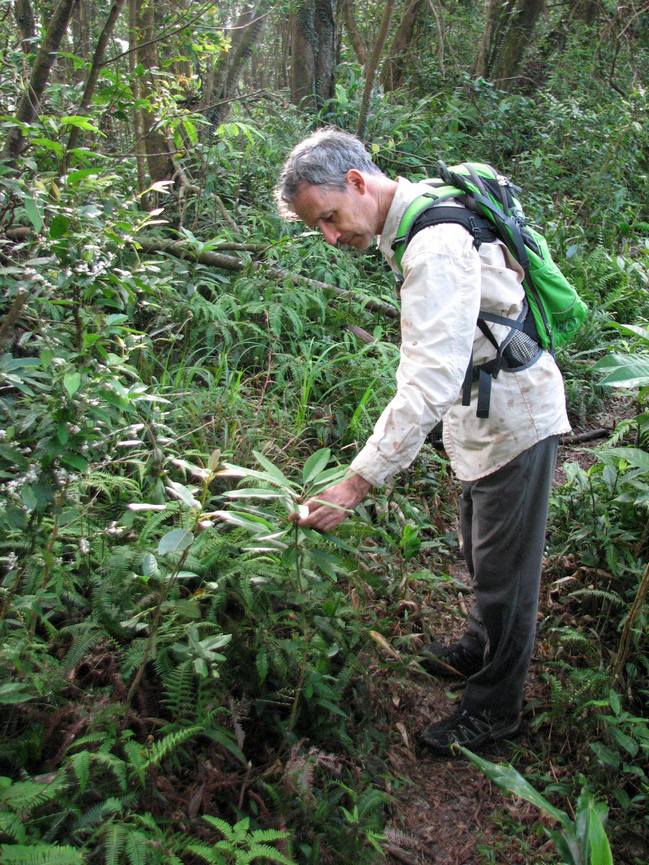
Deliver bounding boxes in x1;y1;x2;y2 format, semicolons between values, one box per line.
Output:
562;428;612;445
133;237;399;320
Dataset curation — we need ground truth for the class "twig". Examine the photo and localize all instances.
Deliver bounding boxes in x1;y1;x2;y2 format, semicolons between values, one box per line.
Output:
612;561;649;684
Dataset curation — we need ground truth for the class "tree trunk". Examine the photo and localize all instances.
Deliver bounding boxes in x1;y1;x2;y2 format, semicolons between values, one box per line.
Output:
573;0;599;24
64;0;127;167
3;0;77;160
14;0;36;53
381;0;422;91
290;0;337;109
137;0;174;184
340;0;366;65
204;3;267;124
356;0;395;138
71;0;90;59
473;0;507;78
129;0;148;200
491;0;545;84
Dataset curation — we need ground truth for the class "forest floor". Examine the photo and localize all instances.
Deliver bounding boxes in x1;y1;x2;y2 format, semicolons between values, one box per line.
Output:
374;405;629;865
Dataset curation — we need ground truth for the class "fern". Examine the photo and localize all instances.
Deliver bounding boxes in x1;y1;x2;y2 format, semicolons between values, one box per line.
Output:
141;725;203;771
105;823;126;865
90;752;127;793
0;844;85;864
157;658;195;719
73;797;124;831
0;810;26;843
69;750;91;794
61;625;105;673
239;844;294;865
1;776;67;815
125;829;148;865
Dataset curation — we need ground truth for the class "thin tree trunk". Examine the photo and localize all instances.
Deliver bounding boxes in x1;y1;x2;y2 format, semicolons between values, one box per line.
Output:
492;0;545;85
290;0;337;109
341;0;366;65
205;3;267;124
356;0;395;139
64;0;127;168
473;0;505;78
137;0;174;184
3;0;77;160
14;0;36;53
129;0;148;201
381;0;422;91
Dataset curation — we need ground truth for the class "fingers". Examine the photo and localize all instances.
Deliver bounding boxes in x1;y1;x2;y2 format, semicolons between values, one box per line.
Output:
293;497;346;532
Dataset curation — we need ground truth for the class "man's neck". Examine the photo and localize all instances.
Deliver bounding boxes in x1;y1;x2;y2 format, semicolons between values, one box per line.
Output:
366;175;398;235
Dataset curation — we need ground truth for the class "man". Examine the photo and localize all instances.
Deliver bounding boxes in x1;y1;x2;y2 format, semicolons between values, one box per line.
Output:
274;128;570;755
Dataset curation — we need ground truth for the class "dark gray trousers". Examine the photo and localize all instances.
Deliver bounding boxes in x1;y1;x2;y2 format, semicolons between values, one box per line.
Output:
457;435;560;719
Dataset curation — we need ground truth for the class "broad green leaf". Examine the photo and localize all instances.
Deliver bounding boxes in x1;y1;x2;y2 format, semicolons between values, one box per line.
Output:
458;748;572;830
587;809;613;865
302;448;331;485
224;488;288;500
61;115;101;131
594;353;649;388
142;553;159;578
63;372;81;396
62;453;88;472
208;510;274;534
183;118;198;144
219;462;292;488
597;447;649;472
165;479;200;508
253;450;295;488
50;214;70;238
0;682;33;704
158;528;194;555
32;137;65;156
23;196;43;232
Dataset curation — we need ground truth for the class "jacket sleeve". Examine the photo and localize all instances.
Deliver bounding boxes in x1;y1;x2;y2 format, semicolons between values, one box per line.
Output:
349;223;481;487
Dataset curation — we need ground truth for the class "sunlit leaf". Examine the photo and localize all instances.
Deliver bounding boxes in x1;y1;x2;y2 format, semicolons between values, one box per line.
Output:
158;528;194;555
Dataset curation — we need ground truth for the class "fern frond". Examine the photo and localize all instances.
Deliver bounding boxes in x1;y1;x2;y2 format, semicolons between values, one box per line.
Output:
61;626;104;673
73;796;123;831
0;810;26;843
125;829;148;865
202;815;233;837
157;658;195;720
91;752;127;793
105;823;126;865
0;844;85;864
1;776;67;814
141;725;203;771
242;843;295;865
69;750;91;794
184;842;219;863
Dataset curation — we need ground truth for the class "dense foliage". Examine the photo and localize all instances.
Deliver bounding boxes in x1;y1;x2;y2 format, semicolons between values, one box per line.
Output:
1;1;648;863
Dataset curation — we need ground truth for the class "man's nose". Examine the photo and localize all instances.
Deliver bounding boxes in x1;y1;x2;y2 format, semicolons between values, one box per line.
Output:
319;223;340;246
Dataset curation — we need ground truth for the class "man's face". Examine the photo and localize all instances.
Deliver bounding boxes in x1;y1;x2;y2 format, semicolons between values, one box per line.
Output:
291;173;378;250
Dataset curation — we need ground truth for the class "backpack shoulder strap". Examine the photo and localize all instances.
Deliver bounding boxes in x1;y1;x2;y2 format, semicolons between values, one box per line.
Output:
392;194;498;273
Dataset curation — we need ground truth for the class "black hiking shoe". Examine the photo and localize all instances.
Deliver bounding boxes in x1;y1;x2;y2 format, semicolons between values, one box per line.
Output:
419;640;483;679
420;707;521;756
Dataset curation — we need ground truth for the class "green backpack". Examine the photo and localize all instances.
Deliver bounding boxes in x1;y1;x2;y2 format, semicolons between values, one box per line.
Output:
392;161;588;417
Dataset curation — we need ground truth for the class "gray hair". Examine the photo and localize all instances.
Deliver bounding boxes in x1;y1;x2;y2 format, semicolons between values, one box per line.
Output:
275;128;383;218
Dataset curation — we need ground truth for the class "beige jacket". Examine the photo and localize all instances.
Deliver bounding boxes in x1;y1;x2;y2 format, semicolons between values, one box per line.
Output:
350;177;571;485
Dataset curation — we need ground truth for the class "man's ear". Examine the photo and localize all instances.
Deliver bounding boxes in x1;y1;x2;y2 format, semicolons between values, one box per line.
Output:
346;169;367;194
